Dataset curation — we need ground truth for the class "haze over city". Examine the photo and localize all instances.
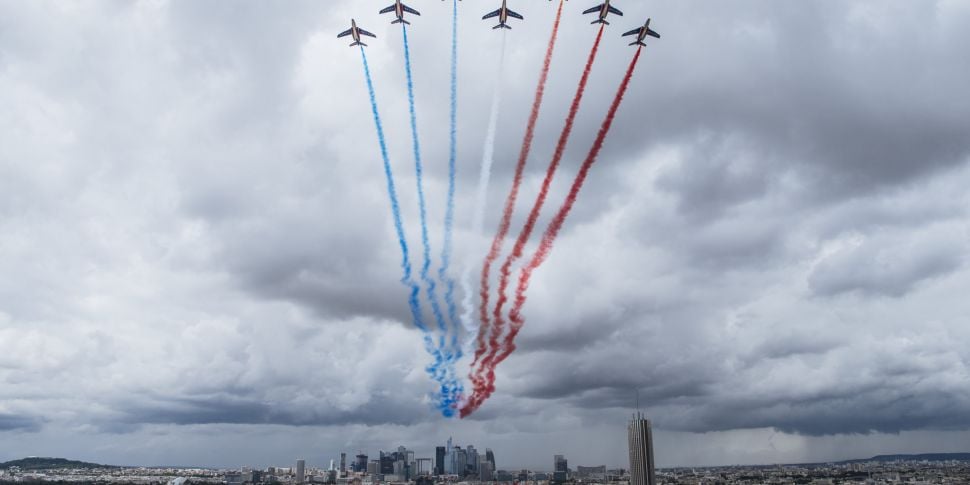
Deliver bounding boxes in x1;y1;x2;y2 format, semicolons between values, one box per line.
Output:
1;0;969;472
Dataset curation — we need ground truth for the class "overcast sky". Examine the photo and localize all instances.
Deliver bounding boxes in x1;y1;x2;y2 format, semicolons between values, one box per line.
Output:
2;0;970;470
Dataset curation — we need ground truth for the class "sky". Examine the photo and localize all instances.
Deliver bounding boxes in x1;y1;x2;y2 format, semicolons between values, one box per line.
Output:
1;0;970;471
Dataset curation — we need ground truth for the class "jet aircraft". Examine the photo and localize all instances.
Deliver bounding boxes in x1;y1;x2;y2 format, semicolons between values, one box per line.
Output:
583;1;623;25
380;0;420;25
337;19;376;47
483;0;523;29
622;18;660;46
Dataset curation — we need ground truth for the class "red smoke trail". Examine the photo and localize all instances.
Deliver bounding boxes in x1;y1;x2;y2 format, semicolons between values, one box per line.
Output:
470;1;564;387
488;24;604;373
463;47;644;418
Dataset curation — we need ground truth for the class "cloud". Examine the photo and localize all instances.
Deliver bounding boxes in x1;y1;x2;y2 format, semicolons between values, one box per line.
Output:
0;413;42;432
808;230;964;298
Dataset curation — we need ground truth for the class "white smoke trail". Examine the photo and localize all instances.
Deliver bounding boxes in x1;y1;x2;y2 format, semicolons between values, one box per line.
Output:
460;31;508;355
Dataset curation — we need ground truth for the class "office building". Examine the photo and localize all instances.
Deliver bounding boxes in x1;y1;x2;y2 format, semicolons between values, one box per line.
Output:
554;455;568;473
340;454;347;475
435;447;446;476
553;455;568;483
380;452;395;475
355;454;368;473
416;458;432;477
576;466;606;480
453;447;467;477
485;449;496;472
296;460;305;484
478;457;494;482
465;446;476;475
628;413;656;485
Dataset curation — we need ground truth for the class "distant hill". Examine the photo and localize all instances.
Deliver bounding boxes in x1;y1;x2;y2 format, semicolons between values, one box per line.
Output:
0;457;116;470
842;453;970;463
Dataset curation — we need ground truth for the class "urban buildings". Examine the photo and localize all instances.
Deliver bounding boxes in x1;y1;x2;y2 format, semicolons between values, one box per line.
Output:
295;460;305;484
628;413;656;485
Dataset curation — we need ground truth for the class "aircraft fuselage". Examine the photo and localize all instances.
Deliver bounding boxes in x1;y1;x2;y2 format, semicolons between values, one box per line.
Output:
597;0;611;22
351;19;362;44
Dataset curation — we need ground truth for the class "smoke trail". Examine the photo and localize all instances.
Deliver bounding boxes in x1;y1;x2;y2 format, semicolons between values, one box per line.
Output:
488;24;605;375
462;47;644;418
471;0;564;393
401;25;462;415
359;46;451;407
460;31;508;356
439;0;462;359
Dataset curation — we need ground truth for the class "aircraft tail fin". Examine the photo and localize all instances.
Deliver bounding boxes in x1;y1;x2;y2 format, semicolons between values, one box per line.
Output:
591;19;609;25
350;41;367;47
391;18;410;25
629;41;646;47
493;23;512;29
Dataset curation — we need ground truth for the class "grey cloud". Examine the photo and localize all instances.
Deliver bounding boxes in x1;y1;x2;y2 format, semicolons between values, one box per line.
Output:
655;133;773;222
809;237;963;298
111;392;426;430
0;413;42;432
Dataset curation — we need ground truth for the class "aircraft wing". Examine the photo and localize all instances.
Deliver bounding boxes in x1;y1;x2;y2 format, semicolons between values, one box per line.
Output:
583;4;603;14
482;9;501;20
607;5;623;15
621;27;641;37
379;5;396;14
403;4;421;15
506;9;523;20
646;27;660;38
337;28;353;38
359;28;377;38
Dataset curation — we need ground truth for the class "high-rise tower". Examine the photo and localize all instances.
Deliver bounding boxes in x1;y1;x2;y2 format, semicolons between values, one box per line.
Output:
628;413;656;485
296;459;306;484
435;446;446;475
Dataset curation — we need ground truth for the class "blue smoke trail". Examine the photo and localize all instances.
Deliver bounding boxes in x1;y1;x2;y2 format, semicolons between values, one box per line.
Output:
401;25;463;416
439;0;462;362
360;46;451;412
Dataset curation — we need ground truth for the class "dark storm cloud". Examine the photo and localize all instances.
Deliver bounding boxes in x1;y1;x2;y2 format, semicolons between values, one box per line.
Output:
112;392;427;429
589;0;970;211
676;387;970;436
0;413;41;432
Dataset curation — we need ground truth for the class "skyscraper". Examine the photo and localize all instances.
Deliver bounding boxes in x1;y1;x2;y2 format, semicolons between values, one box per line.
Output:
453;447;467;477
355;454;368;473
478;456;494;482
628;413;656;485
485;449;496;472
340;453;347;475
554;455;568;473
466;445;479;474
296;460;305;484
435;447;446;476
444;438;454;475
553;455;568;483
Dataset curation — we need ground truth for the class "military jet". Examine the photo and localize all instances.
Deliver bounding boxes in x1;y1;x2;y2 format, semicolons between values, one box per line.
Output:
583;0;623;25
380;0;420;25
622;18;660;46
483;0;523;29
337;19;376;47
